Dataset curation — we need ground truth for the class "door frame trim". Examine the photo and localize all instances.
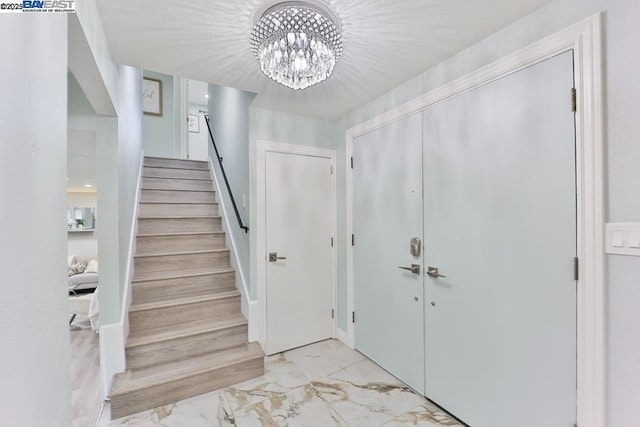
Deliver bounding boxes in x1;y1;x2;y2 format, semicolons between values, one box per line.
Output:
344;14;604;427
256;140;338;354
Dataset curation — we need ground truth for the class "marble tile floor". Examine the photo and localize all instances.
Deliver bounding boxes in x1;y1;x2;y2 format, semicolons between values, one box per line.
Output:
98;339;463;427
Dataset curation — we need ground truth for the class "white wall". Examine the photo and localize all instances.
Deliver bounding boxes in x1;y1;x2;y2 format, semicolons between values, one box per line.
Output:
143;70;177;158
117;65;143;309
67;191;97;207
208;85;256;297
341;1;640;424
0;14;71;427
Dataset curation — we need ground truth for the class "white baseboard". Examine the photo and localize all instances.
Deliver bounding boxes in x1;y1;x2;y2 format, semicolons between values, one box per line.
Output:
248;299;261;344
336;328;353;349
99;323;125;398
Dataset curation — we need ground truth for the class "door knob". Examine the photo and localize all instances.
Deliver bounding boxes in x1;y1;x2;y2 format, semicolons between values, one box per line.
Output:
268;252;287;262
398;264;421;274
426;266;446;278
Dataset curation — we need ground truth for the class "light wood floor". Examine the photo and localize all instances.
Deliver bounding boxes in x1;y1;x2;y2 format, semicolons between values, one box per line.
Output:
70;325;103;427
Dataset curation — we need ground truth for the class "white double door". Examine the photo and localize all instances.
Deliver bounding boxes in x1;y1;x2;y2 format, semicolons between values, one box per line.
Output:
265;149;335;355
353;52;577;426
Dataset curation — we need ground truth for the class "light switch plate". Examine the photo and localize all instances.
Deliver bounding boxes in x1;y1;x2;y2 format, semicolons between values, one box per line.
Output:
605;223;640;256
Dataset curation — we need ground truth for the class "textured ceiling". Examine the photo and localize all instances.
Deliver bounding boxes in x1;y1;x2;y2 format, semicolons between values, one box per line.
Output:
97;0;552;119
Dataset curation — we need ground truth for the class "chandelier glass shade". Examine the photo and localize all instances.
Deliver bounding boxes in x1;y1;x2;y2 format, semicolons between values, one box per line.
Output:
250;2;343;90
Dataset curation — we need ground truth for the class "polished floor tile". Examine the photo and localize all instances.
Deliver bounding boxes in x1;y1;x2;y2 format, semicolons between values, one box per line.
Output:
98;339;463;427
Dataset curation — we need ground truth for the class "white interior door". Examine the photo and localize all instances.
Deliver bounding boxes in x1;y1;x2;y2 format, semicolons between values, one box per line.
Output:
265;151;334;355
423;52;577;426
353;112;424;393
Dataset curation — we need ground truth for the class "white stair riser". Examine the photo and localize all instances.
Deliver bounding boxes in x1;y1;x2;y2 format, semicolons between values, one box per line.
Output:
129;296;240;334
141;190;215;204
136;234;225;255
143;167;210;180
126;324;248;370
137;217;221;234
142;177;213;191
139;203;218;217
110;355;263;419
132;272;235;303
144;158;208;170
134;251;229;275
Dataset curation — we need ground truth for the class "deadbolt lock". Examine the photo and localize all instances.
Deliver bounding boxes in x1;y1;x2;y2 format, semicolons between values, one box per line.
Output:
410;237;422;257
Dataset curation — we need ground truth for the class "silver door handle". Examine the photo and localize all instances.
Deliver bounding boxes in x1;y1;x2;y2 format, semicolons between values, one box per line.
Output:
398;264;421;274
269;252;287;262
426;266;446;278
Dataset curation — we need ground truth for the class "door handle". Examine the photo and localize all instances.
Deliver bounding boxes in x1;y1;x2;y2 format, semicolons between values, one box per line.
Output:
268;252;287;262
426;266;446;278
398;264;421;274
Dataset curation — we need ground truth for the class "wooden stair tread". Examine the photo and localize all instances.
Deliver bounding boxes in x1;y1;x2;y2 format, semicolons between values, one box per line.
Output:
139;201;216;205
143;158;208;169
127;313;247;348
129;288;240;312
132;266;234;283
137;215;220;219
110;342;263;397
136;231;225;238
145;156;207;163
140;201;216;204
134;248;229;259
142;189;215;194
142;176;212;182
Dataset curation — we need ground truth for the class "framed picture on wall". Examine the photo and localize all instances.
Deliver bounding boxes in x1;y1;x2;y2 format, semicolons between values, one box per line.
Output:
142;77;162;116
188;114;199;133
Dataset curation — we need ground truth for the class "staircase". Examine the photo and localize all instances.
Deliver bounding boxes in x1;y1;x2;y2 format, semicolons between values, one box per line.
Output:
109;156;264;419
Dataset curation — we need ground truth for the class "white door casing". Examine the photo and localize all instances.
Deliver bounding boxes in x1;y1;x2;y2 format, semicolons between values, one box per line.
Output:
256;141;337;355
344;14;604;427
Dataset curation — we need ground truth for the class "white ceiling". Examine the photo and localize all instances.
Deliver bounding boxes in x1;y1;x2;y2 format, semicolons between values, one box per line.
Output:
97;0;552;119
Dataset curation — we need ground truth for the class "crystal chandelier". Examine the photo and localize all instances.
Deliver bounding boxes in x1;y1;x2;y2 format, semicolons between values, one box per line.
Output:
250;2;343;90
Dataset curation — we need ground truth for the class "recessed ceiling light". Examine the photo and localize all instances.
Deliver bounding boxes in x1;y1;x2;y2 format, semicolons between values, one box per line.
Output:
66;177;69;181
204;93;209;99
85;184;92;188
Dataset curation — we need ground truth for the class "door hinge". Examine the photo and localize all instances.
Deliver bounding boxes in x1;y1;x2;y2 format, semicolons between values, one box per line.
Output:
571;87;577;112
350;156;353;169
351;234;355;246
331;309;335;319
330;165;334;175
352;311;355;323
331;237;334;247
574;257;579;281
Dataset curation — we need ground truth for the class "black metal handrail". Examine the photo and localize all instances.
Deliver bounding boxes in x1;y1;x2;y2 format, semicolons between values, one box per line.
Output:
203;115;249;233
